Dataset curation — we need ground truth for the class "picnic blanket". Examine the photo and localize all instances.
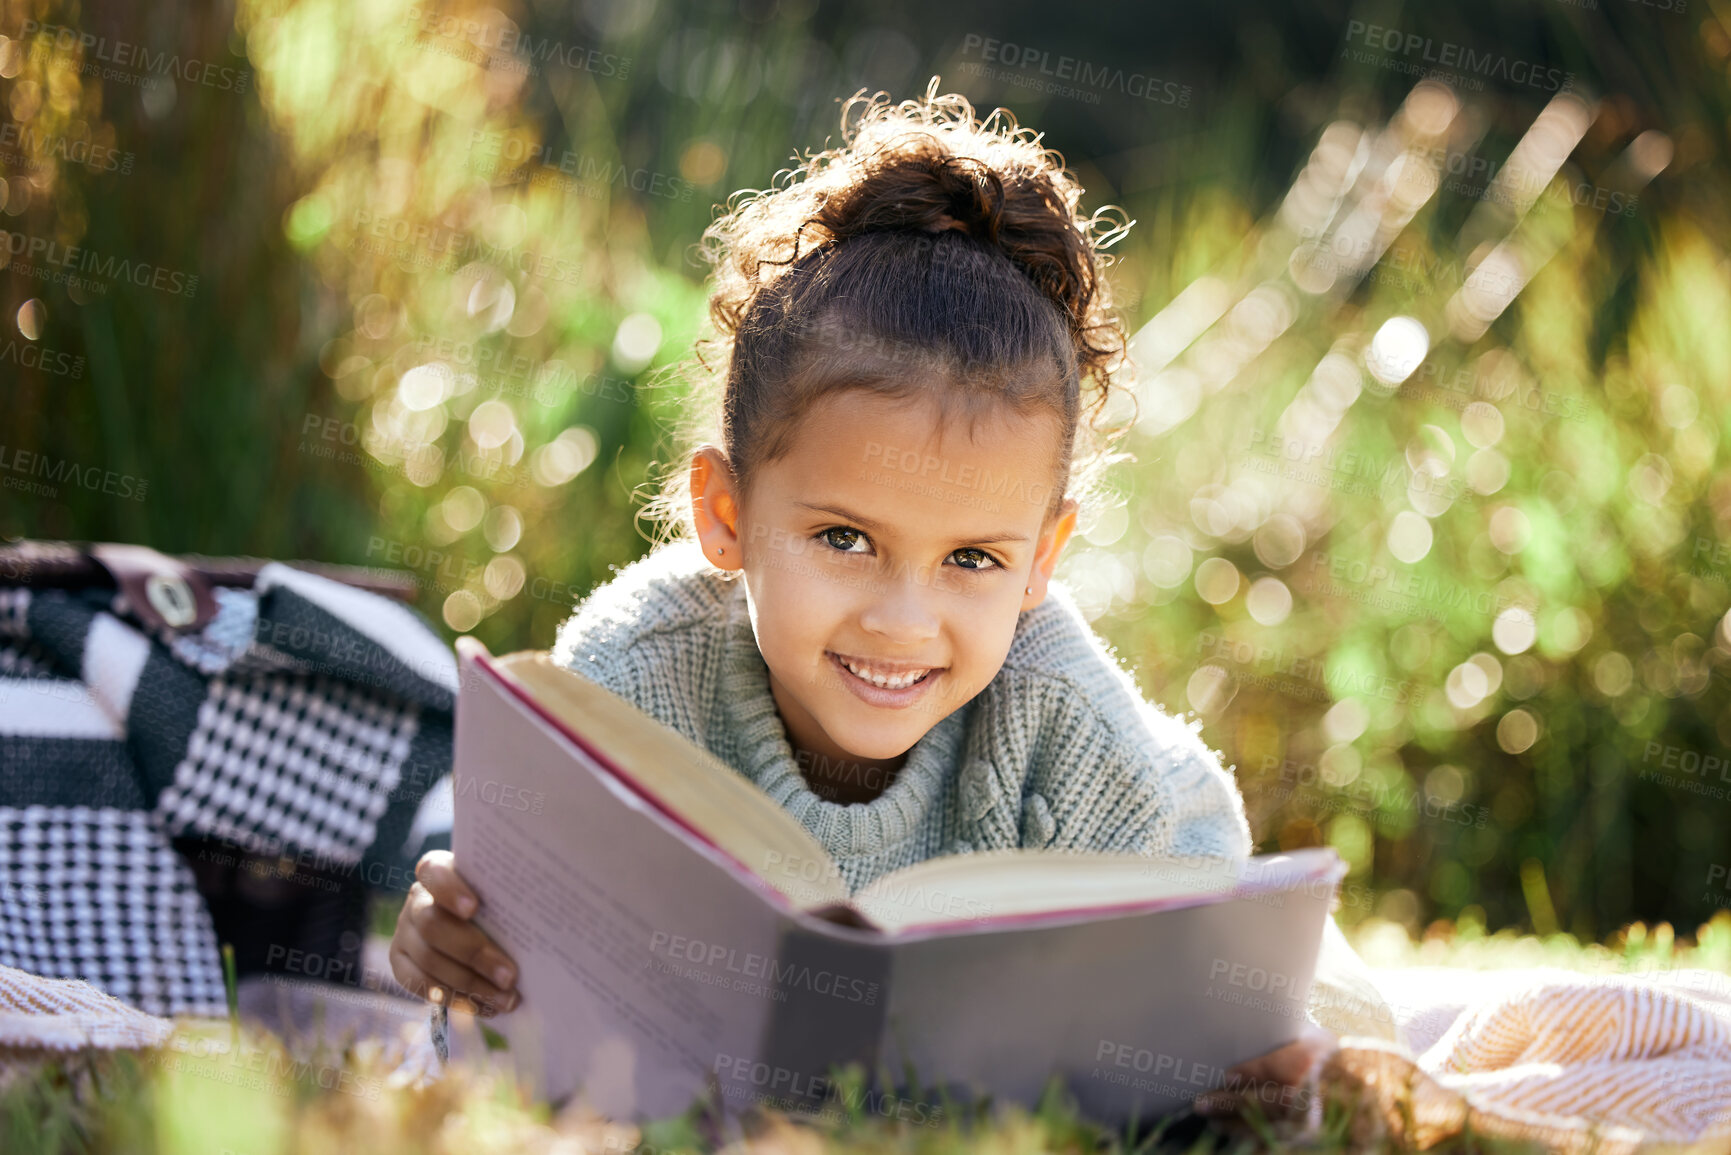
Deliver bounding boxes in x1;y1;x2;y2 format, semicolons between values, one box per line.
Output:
0;563;457;1017
0;962;173;1052
1307;932;1731;1153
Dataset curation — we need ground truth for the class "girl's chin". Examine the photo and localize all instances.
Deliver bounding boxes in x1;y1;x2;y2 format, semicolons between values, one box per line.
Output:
825;712;946;761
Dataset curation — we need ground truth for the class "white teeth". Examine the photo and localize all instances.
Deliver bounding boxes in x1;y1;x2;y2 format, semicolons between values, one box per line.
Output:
838;656;931;689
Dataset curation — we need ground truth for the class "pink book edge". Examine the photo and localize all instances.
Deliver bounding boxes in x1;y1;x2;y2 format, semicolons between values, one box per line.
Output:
460;644;799;915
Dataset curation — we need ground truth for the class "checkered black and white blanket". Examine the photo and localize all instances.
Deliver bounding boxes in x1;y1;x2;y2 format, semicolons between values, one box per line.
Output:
0;564;456;1016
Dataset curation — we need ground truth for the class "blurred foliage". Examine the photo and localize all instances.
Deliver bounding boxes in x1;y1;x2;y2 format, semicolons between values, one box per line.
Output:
6;0;1731;941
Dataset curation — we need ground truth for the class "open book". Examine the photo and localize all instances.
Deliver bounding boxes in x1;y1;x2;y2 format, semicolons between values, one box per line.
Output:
448;640;1344;1124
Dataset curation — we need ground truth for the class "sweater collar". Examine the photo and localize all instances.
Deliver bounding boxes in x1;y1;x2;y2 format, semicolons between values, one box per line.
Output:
717;577;968;859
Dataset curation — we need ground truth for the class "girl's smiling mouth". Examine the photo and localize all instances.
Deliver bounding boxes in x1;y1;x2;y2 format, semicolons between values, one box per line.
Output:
826;650;944;705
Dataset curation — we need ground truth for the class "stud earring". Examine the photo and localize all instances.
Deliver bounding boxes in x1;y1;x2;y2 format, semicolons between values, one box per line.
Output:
1025;586;1032;595
716;547;724;555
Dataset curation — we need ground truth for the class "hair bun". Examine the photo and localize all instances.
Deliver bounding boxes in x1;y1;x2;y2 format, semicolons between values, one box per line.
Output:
832;150;1010;245
924;209;976;235
698;76;1131;406
788;81;1128;351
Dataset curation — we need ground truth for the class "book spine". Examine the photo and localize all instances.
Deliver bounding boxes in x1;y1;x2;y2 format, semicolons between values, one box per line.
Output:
723;921;891;1115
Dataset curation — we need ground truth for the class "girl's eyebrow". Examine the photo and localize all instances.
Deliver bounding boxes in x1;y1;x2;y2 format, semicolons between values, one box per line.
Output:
795;501;1031;545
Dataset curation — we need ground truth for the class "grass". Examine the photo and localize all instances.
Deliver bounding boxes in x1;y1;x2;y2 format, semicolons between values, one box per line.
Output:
0;1042;1539;1155
1345;908;1731;974
7;913;1731;1155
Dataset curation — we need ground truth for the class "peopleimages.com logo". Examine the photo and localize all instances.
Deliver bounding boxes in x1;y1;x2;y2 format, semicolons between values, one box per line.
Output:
19;21;251;91
957;34;1191;107
0;337;83;380
402;8;631;79
0;231;197;298
1342;21;1574;93
0;445;148;501
0;123;135;175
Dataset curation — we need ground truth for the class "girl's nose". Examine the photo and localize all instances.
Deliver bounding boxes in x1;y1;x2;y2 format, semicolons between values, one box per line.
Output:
856;568;942;643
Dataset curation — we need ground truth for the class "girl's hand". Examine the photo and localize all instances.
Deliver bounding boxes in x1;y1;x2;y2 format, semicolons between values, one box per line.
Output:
1193;1022;1337;1121
389;850;520;1016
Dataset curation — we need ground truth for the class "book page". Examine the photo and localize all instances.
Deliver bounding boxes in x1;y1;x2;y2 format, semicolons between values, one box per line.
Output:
497;652;851;910
854;848;1340;934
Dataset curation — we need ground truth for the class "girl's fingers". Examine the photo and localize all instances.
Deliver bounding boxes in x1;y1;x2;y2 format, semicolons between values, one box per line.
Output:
415;850;479;919
1197;1025;1336;1118
1193;1089;1240;1118
398;883;519;1010
1229;1023;1335;1083
389;940;441;1003
391;947;495;1016
391;937;518;1016
409;890;518;992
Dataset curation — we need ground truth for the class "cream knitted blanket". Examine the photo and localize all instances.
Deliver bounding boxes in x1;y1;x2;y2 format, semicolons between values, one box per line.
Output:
1;962;173;1087
0;963;172;1052
1307;929;1731;1153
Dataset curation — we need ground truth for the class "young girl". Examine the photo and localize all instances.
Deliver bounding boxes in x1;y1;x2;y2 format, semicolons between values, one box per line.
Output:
391;81;1382;1119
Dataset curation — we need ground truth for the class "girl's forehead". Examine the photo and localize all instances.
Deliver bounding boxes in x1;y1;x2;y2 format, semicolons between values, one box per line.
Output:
798;387;1062;454
764;393;1062;532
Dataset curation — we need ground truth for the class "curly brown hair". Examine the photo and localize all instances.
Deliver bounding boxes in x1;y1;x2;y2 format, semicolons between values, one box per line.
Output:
638;78;1137;551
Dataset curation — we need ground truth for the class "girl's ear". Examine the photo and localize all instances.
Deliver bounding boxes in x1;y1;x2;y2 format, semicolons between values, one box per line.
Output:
690;445;743;570
1023;497;1080;608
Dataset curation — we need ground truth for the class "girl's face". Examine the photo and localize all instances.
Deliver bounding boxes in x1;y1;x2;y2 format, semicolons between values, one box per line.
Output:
691;388;1078;774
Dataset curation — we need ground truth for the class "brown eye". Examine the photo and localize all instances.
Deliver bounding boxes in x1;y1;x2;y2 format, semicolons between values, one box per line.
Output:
820;527;866;553
951;548;998;571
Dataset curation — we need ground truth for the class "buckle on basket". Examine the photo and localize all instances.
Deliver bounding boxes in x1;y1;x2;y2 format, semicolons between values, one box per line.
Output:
89;542;217;635
144;571;199;628
0;539;421;637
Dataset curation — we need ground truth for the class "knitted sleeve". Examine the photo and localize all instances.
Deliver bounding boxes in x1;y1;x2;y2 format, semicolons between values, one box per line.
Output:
991;580;1253;861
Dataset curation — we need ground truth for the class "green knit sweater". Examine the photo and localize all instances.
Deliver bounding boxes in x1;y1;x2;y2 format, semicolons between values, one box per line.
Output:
550;540;1252;894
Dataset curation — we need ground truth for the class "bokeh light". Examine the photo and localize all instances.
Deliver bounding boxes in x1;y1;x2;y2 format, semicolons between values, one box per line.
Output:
1365;315;1429;386
1194;557;1241;605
